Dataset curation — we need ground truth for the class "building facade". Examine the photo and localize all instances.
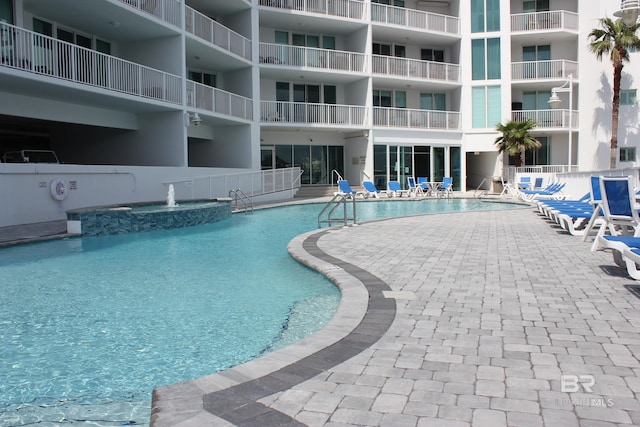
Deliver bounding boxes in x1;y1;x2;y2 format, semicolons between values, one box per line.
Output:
0;0;638;226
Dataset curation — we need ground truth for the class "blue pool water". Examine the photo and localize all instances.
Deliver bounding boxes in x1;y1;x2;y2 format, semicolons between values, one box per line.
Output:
0;199;522;426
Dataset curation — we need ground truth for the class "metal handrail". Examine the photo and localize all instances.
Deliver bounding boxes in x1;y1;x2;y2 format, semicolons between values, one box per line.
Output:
473;177;489;198
318;194;357;228
228;189;253;213
331;169;344;186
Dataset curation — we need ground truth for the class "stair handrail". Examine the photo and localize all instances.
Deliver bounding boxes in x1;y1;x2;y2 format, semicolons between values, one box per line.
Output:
331;169;344;186
474;177;489;198
318;194;357;228
228;189;253;213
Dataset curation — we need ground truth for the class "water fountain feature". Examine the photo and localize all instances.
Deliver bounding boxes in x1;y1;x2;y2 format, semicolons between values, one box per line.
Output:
167;184;177;208
65;185;231;236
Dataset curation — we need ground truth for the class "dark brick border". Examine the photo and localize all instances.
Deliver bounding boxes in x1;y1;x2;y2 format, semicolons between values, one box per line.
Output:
201;229;397;426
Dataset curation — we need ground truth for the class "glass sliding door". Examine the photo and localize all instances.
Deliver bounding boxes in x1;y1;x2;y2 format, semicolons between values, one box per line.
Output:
450;147;461;190
261;147;275;170
414;146;430;180
433;147;445;182
294;146;311;184
310;145;327;184
373;145;388;190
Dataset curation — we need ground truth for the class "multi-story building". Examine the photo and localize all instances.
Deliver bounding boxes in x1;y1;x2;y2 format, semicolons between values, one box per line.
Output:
0;0;638;227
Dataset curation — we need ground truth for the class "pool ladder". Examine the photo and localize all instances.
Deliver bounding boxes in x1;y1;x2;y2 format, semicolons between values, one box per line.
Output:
318;194;357;228
229;189;253;213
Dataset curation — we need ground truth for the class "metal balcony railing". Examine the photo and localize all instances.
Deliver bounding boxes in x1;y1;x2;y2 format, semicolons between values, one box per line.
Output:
371;4;459;35
511;109;579;129
118;0;182;27
259;43;366;72
261;101;367;126
186;81;253;120
511;60;578;80
185;6;252;61
373;107;460;130
511;10;579;32
258;0;366;20
0;22;182;104
372;55;460;82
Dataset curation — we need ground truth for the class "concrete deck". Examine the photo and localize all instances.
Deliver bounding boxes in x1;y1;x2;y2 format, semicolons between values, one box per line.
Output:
3;202;640;427
149;205;640;427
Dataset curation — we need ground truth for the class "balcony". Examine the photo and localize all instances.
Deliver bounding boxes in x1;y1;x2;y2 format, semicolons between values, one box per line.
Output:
511;10;578;33
259;43;366;73
118;0;182;28
0;22;182;104
372;55;460;83
261;101;366;126
187;81;252;121
371;4;459;35
373;107;460;130
511;60;578;81
185;6;252;61
512;109;578;129
258;0;366;20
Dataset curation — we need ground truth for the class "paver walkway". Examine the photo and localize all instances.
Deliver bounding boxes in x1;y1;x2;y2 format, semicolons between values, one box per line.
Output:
153;206;640;426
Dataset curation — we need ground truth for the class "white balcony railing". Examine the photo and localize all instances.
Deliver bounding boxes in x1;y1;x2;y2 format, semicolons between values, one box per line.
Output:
258;0;366;20
259;43;366;73
118;0;182;27
261;101;367;126
372;55;460;82
185;6;252;61
187;81;253;120
371;4;460;35
0;22;182;104
512;109;579;129
511;60;578;80
373;107;460;130
511;10;579;32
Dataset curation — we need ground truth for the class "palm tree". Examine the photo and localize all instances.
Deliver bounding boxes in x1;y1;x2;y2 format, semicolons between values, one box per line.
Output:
494;119;541;167
588;17;640;169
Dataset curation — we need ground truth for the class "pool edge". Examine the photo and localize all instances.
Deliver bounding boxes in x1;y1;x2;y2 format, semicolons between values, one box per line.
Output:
150;225;397;427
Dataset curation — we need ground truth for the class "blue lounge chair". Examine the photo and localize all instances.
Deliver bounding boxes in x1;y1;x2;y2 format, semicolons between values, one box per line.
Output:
417;177;434;197
437;177;453;198
388;180;410;197
335;179;364;199
362;181;388;198
592;175;640;250
407;177;426;197
517;176;531;190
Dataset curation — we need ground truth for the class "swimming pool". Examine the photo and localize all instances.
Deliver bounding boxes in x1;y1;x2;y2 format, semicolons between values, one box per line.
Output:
0;199;522;426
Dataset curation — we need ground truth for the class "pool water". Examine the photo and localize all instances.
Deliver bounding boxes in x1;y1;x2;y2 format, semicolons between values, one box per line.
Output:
0;199;522;426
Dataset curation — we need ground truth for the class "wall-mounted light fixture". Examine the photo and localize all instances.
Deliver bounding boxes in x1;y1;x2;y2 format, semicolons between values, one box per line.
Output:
185;112;202;127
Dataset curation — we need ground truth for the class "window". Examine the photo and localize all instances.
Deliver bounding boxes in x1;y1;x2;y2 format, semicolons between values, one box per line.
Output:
421;49;444;62
523;0;549;12
471;0;500;33
188;71;216;87
420;93;446;110
472;85;501;128
621;90;637;105
472;38;500;80
523;91;552;110
620;147;636;162
33;17;110;53
373;42;391;56
373;90;392;107
522;45;551;78
0;0;13;24
522;136;549;166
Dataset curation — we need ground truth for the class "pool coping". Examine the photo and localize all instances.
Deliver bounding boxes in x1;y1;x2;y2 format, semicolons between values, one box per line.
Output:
150;225;397;426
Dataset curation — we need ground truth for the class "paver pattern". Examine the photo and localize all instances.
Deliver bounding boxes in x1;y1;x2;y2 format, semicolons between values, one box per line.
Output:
261;207;640;426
